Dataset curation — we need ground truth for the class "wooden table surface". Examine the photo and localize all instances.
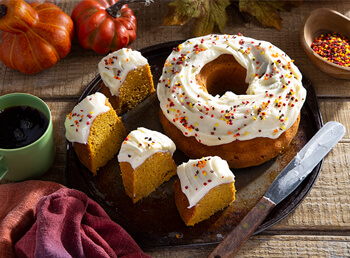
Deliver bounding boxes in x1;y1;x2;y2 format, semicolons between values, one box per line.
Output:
1;0;349;257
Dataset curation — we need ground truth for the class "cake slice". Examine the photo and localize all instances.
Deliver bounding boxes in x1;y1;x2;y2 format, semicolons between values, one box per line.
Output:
118;127;177;203
65;92;127;175
98;48;155;115
174;156;236;226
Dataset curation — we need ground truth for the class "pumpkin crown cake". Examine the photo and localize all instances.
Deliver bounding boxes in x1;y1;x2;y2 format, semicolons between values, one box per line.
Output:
157;34;307;168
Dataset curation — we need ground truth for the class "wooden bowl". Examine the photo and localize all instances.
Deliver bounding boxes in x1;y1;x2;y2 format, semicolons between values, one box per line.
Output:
300;8;350;79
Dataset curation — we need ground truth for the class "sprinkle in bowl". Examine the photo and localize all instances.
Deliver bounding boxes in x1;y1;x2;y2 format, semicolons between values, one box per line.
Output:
300;8;350;79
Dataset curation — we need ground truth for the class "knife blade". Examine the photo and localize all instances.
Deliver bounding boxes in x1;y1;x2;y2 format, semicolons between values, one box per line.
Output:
208;121;345;258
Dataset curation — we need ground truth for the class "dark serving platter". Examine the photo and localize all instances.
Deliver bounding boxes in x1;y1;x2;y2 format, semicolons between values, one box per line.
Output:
66;41;323;248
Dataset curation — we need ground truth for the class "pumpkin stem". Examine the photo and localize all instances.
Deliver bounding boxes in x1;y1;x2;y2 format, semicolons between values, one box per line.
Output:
0;4;7;19
107;0;153;18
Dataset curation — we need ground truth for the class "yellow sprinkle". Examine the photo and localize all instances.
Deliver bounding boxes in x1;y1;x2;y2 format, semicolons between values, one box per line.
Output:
90;111;94;114
282;126;286;130
245;132;248;135
215;123;219;127
253;117;257;120
195;123;198;126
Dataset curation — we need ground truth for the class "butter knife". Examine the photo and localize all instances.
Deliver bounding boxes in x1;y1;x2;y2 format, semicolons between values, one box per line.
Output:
209;121;345;258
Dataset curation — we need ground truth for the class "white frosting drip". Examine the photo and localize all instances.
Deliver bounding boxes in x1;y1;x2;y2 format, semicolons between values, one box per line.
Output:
177;156;235;208
65;92;110;144
118;127;176;169
98;48;148;97
157;34;307;146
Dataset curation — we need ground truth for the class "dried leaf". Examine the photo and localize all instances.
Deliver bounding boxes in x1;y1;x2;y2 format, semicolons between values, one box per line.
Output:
163;0;231;37
163;0;200;26
163;0;303;35
239;0;303;30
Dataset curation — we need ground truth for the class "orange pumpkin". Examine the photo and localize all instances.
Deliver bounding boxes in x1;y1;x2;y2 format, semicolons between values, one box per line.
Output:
0;0;74;74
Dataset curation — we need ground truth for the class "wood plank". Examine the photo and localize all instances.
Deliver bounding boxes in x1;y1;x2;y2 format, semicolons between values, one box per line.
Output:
319;100;350;141
47;101;75;155
144;235;350;257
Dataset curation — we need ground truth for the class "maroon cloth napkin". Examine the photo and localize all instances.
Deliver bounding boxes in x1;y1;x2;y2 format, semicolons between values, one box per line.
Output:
14;187;151;258
0;181;64;258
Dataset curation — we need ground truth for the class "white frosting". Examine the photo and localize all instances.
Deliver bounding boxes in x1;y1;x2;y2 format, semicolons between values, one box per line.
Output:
157;34;307;146
118;127;176;169
98;48;148;96
177;156;235;208
65;92;110;144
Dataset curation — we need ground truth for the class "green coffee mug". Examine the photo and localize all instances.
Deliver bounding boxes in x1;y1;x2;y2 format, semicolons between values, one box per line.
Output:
0;93;55;181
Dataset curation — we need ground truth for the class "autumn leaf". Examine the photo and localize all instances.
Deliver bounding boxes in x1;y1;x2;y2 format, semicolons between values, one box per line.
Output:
163;0;303;35
163;0;231;37
239;0;303;30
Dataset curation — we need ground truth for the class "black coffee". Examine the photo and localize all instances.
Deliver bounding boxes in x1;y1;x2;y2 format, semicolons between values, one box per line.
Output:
0;105;49;149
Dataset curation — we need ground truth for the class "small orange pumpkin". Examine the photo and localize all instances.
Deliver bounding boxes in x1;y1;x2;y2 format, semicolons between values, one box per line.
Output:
0;0;74;74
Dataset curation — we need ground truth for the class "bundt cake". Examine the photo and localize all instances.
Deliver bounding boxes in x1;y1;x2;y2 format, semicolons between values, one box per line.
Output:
157;34;306;168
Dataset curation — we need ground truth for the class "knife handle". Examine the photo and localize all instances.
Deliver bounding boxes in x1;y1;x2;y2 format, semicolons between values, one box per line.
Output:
208;196;276;258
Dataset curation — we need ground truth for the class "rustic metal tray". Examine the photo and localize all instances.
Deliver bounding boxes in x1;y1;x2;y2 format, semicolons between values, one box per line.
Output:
66;41;323;248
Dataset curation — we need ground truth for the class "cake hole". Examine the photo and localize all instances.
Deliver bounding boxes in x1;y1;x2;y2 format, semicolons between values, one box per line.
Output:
196;54;248;96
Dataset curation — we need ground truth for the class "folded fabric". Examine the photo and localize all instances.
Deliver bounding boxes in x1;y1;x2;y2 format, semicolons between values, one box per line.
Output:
0;180;64;258
15;187;151;258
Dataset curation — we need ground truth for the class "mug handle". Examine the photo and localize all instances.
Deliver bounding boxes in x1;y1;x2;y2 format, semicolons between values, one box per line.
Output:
0;153;9;180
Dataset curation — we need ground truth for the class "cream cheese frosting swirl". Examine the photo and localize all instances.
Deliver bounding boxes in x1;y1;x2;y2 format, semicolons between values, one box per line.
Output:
118;127;176;169
98;48;148;97
177;156;235;208
65;92;110;144
157;34;307;146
